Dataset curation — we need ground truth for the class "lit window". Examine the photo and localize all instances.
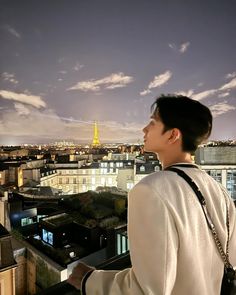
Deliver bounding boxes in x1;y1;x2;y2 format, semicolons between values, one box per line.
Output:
92;177;96;184
127;183;134;190
42;229;54;245
101;178;105;185
140;165;145;172
110;162;114;168
108;178;112;185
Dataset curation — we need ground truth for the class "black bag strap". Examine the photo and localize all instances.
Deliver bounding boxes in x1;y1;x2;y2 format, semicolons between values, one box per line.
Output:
167;166;233;271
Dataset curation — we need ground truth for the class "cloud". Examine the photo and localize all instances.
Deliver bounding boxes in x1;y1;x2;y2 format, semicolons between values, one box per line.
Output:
192;89;217;101
0;90;46;108
140;70;172;96
74;63;84;71
210;102;236;117
168;42;190;53
2;72;19;85
140;89;151;96
168;43;176;50
68;72;134;92
219;77;236;91
225;72;236;79
179;42;190;53
14;103;31;115
218;92;230;98
176;89;194;97
0;108;143;143
4;25;21;39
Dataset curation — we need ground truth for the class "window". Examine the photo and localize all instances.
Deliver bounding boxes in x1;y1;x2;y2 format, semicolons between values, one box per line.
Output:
66;177;69;184
154;166;159;172
110;162;114;168
59;178;62;184
227;170;236;200
82;178;86;184
140;165;145;172
206;170;222;183
101;177;105;185
116;233;129;255
92;177;96;184
73;178;76;184
108;178;112;185
21;217;34;226
42;229;54;245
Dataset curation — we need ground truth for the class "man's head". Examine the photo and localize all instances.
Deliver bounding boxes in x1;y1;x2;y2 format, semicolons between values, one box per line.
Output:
150;94;212;153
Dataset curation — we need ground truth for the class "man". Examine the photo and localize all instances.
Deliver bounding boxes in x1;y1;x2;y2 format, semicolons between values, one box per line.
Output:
68;95;236;294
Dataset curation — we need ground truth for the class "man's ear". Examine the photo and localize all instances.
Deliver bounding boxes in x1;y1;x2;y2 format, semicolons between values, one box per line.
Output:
168;128;181;143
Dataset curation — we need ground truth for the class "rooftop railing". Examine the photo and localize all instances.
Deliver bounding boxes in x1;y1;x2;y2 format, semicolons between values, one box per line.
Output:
36;251;131;295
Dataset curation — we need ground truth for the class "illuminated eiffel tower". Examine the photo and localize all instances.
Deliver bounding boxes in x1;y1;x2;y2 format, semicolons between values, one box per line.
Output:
92;121;100;147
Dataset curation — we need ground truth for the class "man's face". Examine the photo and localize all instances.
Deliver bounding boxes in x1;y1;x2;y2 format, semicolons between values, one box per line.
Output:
143;113;170;153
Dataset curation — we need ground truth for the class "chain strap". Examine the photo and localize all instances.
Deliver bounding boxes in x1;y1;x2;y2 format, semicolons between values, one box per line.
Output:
167;167;233;269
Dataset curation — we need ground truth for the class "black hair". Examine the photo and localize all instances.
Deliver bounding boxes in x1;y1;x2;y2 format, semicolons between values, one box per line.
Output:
151;94;212;152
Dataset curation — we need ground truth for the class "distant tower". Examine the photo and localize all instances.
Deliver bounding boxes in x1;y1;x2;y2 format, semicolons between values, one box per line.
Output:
92;121;100;147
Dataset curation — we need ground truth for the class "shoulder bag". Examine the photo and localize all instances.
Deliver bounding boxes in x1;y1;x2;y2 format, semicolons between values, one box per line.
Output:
167;167;236;295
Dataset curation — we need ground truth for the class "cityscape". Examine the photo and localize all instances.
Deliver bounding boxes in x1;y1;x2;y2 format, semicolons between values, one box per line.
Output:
1;122;236;294
1;0;236;295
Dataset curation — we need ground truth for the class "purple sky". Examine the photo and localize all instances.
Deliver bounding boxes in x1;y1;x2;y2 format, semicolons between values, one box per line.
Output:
0;0;236;145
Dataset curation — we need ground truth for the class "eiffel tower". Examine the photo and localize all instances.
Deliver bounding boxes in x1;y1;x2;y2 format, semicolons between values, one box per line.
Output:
92;121;100;147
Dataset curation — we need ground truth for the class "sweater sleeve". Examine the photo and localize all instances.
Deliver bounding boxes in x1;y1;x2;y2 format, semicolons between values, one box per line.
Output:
84;183;179;295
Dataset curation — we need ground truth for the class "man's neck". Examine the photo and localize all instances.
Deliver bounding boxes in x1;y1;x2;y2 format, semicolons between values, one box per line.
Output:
157;152;193;170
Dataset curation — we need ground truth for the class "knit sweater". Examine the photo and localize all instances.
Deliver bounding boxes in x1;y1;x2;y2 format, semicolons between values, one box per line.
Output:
83;165;236;295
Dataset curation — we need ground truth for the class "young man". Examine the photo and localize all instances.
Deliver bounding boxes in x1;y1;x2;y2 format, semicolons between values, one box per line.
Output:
68;95;236;294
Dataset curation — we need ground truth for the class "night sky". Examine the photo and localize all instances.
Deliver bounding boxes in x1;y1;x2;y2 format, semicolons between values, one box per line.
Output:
0;0;236;145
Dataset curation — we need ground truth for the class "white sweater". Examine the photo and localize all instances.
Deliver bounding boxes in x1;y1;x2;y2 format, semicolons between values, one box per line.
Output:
83;166;236;294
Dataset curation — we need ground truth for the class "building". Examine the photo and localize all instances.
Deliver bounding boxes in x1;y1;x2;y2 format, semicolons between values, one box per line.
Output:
0;224;17;295
196;146;236;199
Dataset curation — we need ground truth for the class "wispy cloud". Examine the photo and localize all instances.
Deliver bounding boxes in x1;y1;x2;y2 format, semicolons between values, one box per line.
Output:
140;70;172;96
210;102;236;117
2;72;19;85
219;77;236;91
14;103;31;115
74;63;84;71
192;89;217;101
4;25;21;39
176;89;194;97
168;41;190;53
179;42;190;53
218;92;230;98
0;90;46;108
168;43;176;50
225;72;236;79
68;72;134;92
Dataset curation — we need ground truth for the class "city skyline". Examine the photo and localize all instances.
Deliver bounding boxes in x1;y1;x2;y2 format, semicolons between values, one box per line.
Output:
0;0;236;145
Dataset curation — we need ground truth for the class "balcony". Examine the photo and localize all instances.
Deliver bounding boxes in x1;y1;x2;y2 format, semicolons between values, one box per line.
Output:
36;252;131;295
